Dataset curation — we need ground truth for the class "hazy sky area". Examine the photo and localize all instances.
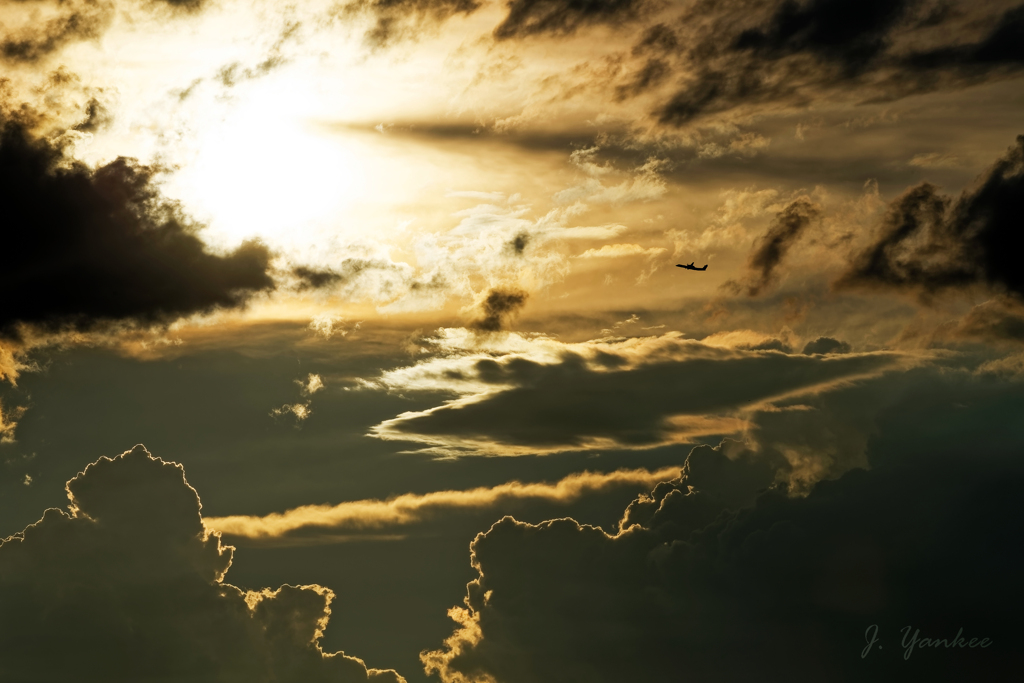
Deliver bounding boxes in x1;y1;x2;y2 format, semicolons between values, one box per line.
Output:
2;0;1024;680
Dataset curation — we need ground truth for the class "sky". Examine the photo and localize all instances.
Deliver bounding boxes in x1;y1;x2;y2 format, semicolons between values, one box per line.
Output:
1;0;1023;680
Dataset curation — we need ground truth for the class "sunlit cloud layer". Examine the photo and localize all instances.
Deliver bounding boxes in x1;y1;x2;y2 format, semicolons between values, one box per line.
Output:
2;0;1023;680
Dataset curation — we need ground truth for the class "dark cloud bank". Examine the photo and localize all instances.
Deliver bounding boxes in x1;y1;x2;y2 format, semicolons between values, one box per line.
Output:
837;134;1024;300
0;119;274;341
721;134;1024;305
345;0;1024;125
424;441;1024;682
377;346;898;453
650;0;1024;125
0;445;404;682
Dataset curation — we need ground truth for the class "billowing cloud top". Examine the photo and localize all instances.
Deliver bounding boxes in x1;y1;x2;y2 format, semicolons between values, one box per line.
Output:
0;445;405;683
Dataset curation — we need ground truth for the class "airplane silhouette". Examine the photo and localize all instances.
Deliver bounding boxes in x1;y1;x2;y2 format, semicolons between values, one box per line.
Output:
676;262;708;271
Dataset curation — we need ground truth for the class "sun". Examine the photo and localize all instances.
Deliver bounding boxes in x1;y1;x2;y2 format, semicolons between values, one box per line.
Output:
171;78;367;252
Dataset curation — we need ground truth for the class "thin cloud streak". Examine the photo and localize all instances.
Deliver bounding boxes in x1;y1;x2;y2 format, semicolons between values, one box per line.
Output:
205;466;682;542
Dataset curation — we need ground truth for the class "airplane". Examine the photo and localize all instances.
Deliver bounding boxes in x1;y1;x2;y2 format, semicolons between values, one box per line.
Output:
676;262;708;271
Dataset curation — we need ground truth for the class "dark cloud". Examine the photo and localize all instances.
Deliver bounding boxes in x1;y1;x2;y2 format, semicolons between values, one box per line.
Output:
835;135;1024;299
902;4;1024;73
614;58;670;100
506;231;531;256
215;21;301;87
0;445;404;682
943;297;1024;344
373;344;901;454
336;0;481;47
157;0;207;10
725;198;821;297
424;441;1024;682
493;0;650;40
295;266;347;290
0;120;275;341
733;0;913;74
0;0;210;64
72;96;113;133
802;336;852;354
1;0;115;63
471;288;529;331
291;256;411;299
641;1;1024;125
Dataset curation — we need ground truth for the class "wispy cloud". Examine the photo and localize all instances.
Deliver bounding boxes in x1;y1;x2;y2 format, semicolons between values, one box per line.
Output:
204;466;682;544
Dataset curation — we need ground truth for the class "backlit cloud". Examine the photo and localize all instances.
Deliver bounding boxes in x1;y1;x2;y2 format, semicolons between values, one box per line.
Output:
0;445;405;682
206;466;682;545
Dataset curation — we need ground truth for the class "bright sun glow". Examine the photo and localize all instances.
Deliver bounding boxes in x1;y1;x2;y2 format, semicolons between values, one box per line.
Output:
171;80;367;252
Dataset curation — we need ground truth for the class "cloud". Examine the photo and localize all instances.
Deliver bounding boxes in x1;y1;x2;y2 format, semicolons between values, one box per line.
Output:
0;119;275;342
0;445;404;682
292;256;411;294
299;373;326;396
724;198;821;296
205;466;682;545
0;401;27;443
271;402;312;421
335;0;481;47
938;296;1024;344
270;374;325;423
835;135;1024;299
367;332;907;456
0;0;213;64
493;0;651;40
506;231;531;256
72;96;113;133
553;152;668;205
215;20;303;87
802;336;852;355
471;288;529;332
1;0;115;63
310;314;360;340
634;1;1024;126
908;152;962;169
575;244;666;258
423;440;1024;682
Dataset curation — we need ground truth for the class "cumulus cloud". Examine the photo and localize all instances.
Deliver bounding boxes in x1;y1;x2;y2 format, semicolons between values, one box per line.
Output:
270;374;325;423
423;440;1024;682
206;466;682;545
0;119;275;342
299;373;326;396
724;198;821;297
0;445;404;682
836;135;1024;299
